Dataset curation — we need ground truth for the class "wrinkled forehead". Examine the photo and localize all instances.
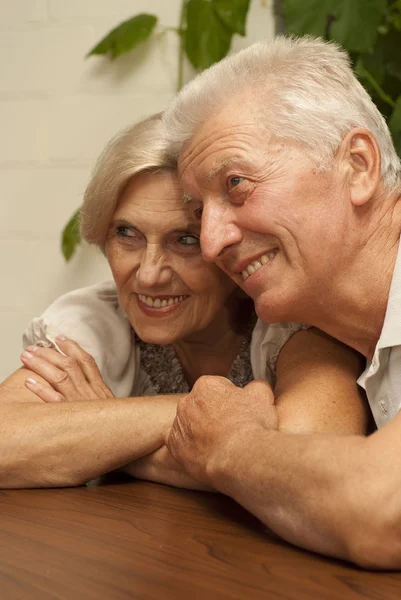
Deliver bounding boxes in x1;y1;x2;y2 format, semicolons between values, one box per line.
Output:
177;113;293;200
114;169;198;225
178;115;265;186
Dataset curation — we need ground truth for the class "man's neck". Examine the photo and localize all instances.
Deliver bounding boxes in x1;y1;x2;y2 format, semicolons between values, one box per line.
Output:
309;196;401;359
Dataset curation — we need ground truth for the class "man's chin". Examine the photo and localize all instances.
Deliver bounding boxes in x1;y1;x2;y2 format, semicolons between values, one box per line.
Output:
254;292;289;324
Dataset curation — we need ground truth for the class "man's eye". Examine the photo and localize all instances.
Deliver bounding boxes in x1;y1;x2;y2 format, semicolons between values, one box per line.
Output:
177;234;199;246
194;207;203;220
229;176;245;189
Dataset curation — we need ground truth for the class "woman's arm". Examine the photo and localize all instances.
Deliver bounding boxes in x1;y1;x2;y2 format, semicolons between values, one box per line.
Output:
0;346;183;488
0;395;179;488
121;445;212;491
9;340;208;490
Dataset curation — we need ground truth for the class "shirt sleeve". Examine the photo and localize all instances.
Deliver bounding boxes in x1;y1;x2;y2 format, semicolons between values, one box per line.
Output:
22;280;140;398
251;319;311;386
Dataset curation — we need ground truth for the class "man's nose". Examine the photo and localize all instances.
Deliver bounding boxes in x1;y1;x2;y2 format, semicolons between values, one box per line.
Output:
136;247;172;288
200;202;242;262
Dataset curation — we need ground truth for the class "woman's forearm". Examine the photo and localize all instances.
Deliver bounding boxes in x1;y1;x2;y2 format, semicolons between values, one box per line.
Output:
122;445;213;491
0;396;181;488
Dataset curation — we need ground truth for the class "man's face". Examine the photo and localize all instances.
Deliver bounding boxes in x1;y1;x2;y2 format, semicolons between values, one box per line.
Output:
178;103;351;323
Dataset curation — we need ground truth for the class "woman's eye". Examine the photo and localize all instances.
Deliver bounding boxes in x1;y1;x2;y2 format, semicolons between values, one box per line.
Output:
116;226;136;238
229;176;245;189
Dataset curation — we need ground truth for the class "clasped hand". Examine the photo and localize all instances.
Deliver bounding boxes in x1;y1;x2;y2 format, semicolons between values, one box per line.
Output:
20;337;114;402
167;376;278;489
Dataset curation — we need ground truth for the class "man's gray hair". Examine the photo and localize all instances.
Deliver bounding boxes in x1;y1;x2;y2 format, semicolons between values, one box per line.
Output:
163;35;401;190
81;113;175;249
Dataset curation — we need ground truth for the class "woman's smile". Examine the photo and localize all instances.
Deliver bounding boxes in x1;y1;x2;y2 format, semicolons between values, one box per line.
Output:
136;293;189;317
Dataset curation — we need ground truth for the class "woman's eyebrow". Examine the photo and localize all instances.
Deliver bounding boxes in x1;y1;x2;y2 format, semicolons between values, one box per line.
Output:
110;217;199;233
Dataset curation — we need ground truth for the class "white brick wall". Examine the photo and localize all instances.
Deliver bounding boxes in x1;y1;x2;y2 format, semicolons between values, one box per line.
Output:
0;0;275;380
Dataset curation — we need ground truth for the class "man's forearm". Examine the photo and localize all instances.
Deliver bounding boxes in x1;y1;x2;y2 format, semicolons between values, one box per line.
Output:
209;426;401;568
0;396;181;488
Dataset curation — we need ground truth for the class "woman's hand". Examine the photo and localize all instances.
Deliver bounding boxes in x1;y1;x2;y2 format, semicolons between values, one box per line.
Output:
20;337;114;403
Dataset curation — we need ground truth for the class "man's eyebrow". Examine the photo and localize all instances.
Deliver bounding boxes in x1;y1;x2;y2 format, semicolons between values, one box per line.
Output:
183;192;193;204
204;157;242;184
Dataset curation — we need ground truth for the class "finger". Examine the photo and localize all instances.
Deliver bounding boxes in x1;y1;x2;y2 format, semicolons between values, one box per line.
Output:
25;345;88;388
25;378;64;403
55;337;105;386
20;350;79;397
166;421;182;463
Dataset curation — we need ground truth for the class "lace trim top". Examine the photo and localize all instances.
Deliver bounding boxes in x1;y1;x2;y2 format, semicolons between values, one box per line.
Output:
136;316;256;394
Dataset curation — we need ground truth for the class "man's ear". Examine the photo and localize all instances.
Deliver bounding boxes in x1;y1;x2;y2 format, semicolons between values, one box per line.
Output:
341;128;381;207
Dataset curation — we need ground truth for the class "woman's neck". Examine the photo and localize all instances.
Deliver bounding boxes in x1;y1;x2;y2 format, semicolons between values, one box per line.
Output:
173;297;254;387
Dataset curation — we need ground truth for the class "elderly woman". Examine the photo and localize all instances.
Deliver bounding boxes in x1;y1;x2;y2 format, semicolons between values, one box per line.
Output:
0;114;368;489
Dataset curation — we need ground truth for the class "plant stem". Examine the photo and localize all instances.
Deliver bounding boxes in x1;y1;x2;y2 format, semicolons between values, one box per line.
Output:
359;66;396;109
177;0;188;92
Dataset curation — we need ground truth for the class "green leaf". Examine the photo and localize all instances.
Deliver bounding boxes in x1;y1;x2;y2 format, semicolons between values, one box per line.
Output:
185;0;232;69
212;0;251;36
330;0;387;53
374;29;401;82
283;0;387;52
283;0;336;37
390;0;401;31
87;14;158;59
357;51;385;86
62;209;81;262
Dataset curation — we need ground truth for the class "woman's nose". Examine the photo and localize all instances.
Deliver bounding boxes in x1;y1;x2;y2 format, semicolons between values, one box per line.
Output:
135;248;172;288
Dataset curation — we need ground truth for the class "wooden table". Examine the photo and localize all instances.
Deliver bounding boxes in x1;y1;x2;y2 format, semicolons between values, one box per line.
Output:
0;478;400;600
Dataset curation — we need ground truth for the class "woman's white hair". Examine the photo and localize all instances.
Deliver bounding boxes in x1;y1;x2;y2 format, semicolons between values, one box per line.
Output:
81;113;175;248
163;35;401;191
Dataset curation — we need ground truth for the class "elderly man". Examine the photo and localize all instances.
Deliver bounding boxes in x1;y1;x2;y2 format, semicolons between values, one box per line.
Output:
162;36;401;569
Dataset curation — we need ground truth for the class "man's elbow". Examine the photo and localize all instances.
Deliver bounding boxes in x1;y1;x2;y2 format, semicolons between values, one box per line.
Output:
346;511;401;570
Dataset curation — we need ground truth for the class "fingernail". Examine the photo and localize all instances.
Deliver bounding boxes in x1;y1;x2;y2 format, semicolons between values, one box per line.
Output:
21;351;33;360
56;335;67;342
26;345;39;352
26;377;37;385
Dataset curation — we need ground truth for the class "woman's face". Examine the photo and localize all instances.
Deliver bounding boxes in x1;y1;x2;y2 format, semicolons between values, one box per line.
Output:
106;170;237;344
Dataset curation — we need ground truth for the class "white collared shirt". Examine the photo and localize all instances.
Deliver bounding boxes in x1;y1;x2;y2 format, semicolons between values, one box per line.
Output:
358;240;401;427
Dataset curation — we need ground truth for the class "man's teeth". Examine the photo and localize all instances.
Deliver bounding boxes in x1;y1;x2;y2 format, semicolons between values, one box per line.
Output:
138;294;186;308
242;251;276;280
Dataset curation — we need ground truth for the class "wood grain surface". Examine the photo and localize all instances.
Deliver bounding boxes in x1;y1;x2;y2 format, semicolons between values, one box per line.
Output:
0;478;400;600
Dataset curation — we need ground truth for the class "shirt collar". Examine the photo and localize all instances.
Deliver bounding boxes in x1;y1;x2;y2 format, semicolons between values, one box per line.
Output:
376;236;401;351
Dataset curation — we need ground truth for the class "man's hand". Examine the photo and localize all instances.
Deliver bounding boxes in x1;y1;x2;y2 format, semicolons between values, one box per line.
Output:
166;376;277;489
20;337;114;402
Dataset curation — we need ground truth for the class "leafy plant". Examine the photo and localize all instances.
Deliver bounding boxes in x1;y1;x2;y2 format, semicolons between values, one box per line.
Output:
62;0;401;260
282;0;401;152
62;0;251;260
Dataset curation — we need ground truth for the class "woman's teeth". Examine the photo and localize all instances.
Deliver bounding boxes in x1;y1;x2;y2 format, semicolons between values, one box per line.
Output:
138;294;186;308
242;251;277;280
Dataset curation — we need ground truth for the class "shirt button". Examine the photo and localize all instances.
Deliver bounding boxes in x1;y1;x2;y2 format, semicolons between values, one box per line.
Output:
379;399;388;415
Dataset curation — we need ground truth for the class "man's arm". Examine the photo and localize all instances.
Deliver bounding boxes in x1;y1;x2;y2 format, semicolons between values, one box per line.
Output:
165;329;401;569
205;412;401;570
120;327;370;486
274;327;370;434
